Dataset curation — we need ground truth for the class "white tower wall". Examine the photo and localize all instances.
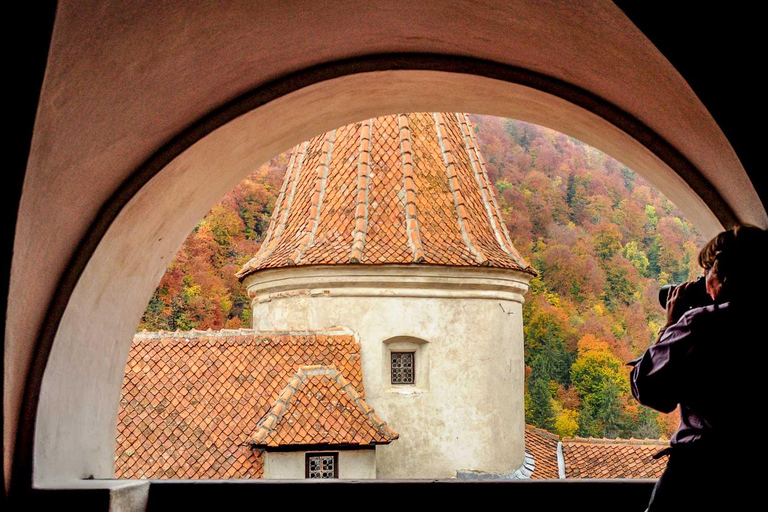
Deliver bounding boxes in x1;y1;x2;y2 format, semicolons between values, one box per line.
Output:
246;265;530;479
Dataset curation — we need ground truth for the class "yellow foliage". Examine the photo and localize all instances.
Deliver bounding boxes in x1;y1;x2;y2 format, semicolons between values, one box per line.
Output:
611;321;626;338
648;318;662;336
551;399;579;438
684;240;701;281
545;292;560;307
576;334;610;355
183;284;202;298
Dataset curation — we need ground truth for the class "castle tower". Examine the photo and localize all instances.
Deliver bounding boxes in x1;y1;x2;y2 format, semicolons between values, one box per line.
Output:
237;113;535;478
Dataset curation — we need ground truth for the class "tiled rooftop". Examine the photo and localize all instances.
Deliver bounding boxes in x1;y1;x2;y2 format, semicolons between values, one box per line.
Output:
561;437;669;479
251;365;397;447
525;425;561;479
116;328;670;480
237;113;535;280
115;328;364;479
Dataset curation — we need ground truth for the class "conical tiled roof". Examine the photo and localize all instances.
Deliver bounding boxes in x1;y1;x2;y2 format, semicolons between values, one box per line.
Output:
237;113;534;280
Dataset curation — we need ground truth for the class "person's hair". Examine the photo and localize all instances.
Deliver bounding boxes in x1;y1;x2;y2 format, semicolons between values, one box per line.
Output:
697;224;768;300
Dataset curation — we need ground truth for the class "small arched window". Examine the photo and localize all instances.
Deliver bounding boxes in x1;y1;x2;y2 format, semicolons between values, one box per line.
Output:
382;336;430;393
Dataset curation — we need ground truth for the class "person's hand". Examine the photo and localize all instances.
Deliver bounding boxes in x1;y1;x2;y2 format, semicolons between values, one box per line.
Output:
664;281;695;329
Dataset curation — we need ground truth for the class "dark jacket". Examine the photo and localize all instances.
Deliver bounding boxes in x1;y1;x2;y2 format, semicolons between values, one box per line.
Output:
628;300;759;446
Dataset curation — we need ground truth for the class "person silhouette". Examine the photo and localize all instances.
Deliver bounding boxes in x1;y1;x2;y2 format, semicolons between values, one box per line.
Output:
628;225;767;511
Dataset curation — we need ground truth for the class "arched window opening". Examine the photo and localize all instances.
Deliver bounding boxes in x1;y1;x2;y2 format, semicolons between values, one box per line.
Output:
383;336;430;391
114;113;702;483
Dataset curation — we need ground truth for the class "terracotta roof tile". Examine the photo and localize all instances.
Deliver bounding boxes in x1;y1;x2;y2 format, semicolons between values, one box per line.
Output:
237;113;535;280
525;425;561;479
115;329;363;479
251;366;397;447
562;436;669;479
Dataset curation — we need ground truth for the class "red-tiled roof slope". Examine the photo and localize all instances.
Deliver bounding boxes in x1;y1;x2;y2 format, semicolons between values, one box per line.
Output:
562;437;669;479
251;366;397;447
115;328;363;479
236;113;535;280
525;425;561;479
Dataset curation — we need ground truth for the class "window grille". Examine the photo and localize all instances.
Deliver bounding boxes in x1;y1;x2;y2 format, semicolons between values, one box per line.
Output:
306;453;338;479
391;352;415;384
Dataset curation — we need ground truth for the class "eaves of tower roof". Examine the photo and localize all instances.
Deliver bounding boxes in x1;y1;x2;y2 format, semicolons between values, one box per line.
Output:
237;112;536;281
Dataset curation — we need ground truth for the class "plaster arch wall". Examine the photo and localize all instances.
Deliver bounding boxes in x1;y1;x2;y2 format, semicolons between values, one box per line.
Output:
28;68;761;486
11;0;767;490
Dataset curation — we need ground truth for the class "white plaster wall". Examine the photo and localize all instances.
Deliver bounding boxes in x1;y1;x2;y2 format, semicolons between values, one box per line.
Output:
264;450;376;479
248;266;530;479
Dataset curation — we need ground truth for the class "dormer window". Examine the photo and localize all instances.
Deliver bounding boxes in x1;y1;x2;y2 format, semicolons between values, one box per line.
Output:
391;352;415;384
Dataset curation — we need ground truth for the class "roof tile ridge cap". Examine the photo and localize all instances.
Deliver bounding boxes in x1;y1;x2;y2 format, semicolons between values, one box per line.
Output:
563;436;664;445
133;330;165;340
298;364;338;375
135;329;258;340
525;424;560;441
250;326;354;337
237;141;309;279
562;436;591;444
330;368;398;441
399;113;426;263
433;112;487;266
250;367;308;445
287;130;336;265
604;437;668;446
243;145;298;267
463;114;535;273
456;112;512;260
349;119;373;263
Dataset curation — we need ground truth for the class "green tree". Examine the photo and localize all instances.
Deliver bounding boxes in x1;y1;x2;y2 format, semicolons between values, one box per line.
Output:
571;335;633;437
593;223;623;260
622;241;649;276
602;255;640;309
526;356;556;430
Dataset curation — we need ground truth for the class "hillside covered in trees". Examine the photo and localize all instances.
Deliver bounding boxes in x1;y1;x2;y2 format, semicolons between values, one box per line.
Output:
138;114;705;440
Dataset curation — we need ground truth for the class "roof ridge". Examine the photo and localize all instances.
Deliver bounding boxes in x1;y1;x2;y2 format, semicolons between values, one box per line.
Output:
288;130;336;265
525;424;560;441
433;112;488;266
249;365;398;447
132;326;356;340
399;113;425;263
457;113;519;261
349;120;372;263
462;114;535;273
236;140;309;279
562;436;669;445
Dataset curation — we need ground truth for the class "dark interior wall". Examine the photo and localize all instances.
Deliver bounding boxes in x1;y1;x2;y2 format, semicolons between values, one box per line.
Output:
4;1;58;496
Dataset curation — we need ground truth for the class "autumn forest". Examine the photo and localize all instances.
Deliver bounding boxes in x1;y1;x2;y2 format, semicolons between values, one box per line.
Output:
139;114;705;440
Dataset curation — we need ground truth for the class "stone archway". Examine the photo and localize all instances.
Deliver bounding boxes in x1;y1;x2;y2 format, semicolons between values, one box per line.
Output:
11;2;766;492
28;67;733;485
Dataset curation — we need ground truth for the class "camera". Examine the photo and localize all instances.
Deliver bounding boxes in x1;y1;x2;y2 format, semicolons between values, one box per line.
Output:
658;275;714;310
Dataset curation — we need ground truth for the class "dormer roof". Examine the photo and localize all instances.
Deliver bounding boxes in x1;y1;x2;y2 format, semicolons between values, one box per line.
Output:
250;365;398;448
